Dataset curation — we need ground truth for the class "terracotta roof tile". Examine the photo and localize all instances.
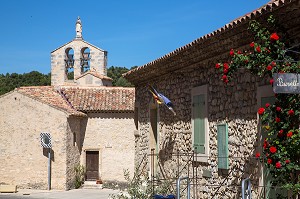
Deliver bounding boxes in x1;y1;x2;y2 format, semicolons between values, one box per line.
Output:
60;87;135;112
16;86;86;117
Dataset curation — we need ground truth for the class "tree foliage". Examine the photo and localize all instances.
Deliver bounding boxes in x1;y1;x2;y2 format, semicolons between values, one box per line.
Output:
0;66;137;95
0;71;51;95
107;66;136;87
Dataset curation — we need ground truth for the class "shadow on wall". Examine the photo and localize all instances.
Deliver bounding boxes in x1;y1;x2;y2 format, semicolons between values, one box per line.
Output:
87;112;134;119
159;134;176;167
67;116;88;155
43;148;55;162
79;117;88;154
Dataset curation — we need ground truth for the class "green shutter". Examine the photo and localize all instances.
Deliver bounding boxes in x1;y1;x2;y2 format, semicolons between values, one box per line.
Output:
217;123;228;169
193;95;205;154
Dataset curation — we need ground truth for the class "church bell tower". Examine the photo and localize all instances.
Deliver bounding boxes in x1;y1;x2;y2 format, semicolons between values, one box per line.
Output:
50;17;111;87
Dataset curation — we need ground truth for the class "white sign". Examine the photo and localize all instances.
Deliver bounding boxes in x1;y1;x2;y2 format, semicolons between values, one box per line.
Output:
273;73;300;93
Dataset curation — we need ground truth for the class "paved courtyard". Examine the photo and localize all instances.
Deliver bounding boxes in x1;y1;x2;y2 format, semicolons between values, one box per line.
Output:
0;188;120;199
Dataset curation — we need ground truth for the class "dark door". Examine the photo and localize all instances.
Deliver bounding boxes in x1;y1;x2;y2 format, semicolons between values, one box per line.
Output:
86;151;99;180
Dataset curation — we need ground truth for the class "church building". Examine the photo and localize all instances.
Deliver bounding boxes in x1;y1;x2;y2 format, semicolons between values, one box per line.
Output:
0;17;135;190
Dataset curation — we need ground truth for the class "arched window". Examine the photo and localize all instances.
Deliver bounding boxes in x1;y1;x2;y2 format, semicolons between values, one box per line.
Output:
65;48;74;80
80;47;90;73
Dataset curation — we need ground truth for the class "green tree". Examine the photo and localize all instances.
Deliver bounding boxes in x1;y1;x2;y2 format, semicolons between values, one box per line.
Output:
0;71;51;95
107;66;136;87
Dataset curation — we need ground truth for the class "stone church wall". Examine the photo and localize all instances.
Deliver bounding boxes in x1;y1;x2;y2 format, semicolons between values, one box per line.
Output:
65;116;84;189
81;112;135;183
76;73;112;87
0;91;71;190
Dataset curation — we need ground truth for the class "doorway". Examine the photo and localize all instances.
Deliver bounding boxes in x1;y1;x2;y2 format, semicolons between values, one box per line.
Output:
258;86;287;198
86;151;99;180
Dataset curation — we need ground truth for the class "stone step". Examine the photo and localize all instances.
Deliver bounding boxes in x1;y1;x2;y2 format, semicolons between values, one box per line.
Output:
0;185;17;193
82;181;103;189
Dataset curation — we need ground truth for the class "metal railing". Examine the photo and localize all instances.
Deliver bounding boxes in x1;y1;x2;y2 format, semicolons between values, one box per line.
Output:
142;150;288;199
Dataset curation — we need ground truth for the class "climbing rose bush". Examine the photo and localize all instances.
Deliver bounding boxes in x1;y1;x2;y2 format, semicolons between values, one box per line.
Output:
215;15;300;195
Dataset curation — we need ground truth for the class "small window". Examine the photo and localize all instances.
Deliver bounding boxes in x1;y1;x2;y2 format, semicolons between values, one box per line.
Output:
73;132;76;147
134;107;139;130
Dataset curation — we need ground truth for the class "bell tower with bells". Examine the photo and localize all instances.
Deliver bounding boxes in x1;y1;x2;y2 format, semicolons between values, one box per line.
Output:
50;17;112;87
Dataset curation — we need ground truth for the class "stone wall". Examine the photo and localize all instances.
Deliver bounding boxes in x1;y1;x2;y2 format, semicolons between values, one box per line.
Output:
65;116;84;189
81;112;135;183
76;73;112;87
0;91;71;190
134;63;262;198
129;2;300;198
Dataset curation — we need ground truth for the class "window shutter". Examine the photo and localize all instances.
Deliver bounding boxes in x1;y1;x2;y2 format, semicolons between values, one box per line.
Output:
193;95;205;154
217;123;228;169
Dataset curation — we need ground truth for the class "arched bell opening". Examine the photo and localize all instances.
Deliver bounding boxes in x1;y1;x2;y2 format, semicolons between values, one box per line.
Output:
65;48;74;80
80;47;90;73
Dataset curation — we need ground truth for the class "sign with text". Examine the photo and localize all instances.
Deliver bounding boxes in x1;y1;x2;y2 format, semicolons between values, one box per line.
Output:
273;73;300;94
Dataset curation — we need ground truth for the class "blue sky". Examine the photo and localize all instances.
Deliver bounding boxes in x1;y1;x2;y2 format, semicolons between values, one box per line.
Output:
0;0;270;74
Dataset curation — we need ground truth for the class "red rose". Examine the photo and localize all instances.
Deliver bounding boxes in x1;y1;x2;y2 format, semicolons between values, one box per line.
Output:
278;130;284;137
270;33;279;41
270;79;274;85
223;63;229;70
275;117;281;123
222;75;228;83
286;159;290;164
230;49;234;56
263;140;268;149
275;161;281;169
267;158;272;164
250;42;255;47
271;61;276;66
288;109;294;116
256;46;261;53
266;65;273;71
255;152;260;158
265;103;270;108
215;63;221;69
237;51;242;54
270;146;277;154
287;131;293;138
276;107;281;112
223;68;229;74
258;107;265;115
